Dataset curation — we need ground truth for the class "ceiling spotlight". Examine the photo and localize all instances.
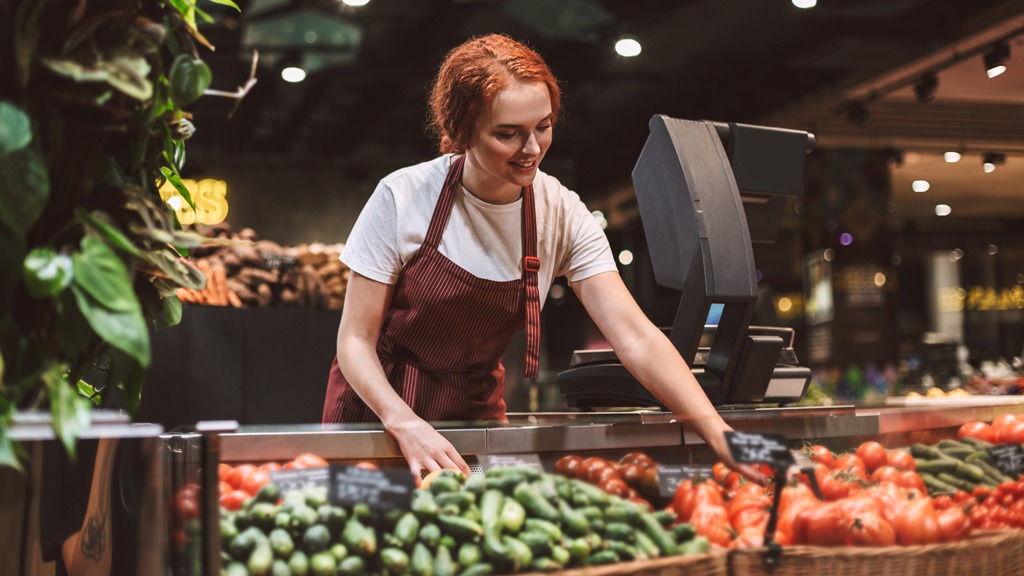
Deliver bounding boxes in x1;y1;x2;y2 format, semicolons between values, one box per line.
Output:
343;0;371;6
614;37;642;58
913;72;938;102
983;42;1009;79
944;151;961;163
792;0;817;8
844;101;871;127
982;151;1006;173
935;204;952;217
281;66;307;83
912;180;930;193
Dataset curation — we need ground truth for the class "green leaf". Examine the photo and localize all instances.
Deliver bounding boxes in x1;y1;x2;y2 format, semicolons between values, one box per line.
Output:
206;0;241;10
98;53;153;101
0;147;49;238
141;249;206;290
71;284;151;367
40;57;111;82
77;380;103;407
168;54;211;107
77;209;144;258
160;294;183;329
23;248;74;299
44;365;91;460
0;101;32;157
72;236;138;313
160;166;194;209
0;411;23;472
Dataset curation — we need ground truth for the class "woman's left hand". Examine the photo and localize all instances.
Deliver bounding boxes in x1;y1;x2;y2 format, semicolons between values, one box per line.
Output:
701;426;768;486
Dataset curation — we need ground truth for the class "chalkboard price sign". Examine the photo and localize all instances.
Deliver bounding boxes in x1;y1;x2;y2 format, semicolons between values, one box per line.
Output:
327;465;415;512
478;453;544;472
724;431;795;468
987;444;1024;476
655;464;714;498
269;467;330;493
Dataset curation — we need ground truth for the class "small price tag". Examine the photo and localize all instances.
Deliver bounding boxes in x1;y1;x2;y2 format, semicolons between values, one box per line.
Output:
655;464;714;498
269;467;330;492
478;453;544;472
725;431;795;469
987;444;1024;476
327;465;415;512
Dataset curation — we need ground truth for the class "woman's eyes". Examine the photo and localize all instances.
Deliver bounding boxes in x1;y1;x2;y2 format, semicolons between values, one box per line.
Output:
495;125;551;140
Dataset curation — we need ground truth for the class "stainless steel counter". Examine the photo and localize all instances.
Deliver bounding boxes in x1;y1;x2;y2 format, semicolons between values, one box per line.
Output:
215;398;1024;462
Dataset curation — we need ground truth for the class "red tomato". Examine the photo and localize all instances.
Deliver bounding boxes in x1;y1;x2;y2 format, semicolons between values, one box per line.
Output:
354;461;379;471
174;484;200;520
586;465;618;485
806;445;835;469
999;421;1024;444
689;503;732;547
848;512;896;546
225;464;256;489
293;453;329;468
855;442;888;474
619;451;656;470
898;471;926;493
870;465;901;485
795;501;847;546
218;463;233;482
937;506;971;542
598;478;630;498
834;453;866;473
958;421;995;443
885;449;916;472
258;462;282;473
577;457;608;480
991;414;1018;430
219;489;251;511
218;481;232;496
673;479;725;521
240;470;271;496
895;497;941;545
554;455;582;477
282;461;303;470
617;463;645;489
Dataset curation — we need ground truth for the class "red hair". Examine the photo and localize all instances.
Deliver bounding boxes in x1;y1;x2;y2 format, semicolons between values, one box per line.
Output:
428;34;561;154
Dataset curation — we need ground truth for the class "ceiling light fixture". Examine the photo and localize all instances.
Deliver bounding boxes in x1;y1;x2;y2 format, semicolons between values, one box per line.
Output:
944;151;961;163
792;0;817;8
935;204;952;217
982;151;1006;173
281;66;307;83
614;37;642;58
913;72;939;102
912;180;930;193
342;0;371;6
984;42;1010;78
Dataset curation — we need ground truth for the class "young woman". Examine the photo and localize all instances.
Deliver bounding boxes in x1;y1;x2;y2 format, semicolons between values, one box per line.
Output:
324;34;763;484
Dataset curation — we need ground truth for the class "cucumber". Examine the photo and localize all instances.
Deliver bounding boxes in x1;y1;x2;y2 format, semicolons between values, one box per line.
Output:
550;544;571;567
553;475;572;501
342;517;377;557
221;519;239;544
249;502;278;531
586;550;620;566
479;490;505;535
502;536;533;572
462;504;481;524
248;541;274;576
485;472;525;494
224;562;249;576
317;505;348;534
255;483;281;504
337;555;367;576
558;499;590;537
914;459;959;475
513;482;560;523
411;542;434;576
270;559;290;576
678;535;709;555
576;506;603;521
439;535;457;551
910;443;946;460
533;476;560;504
939;446;975;460
920;472;958;495
457;542;481;568
430;476;462;495
570;479;610;507
463;474;487;496
937;439;971;450
529;557;563;572
953;462;988;483
457;564;494;576
936;472;976;492
518;530;552;556
309;551;337;576
960;437;994;449
381;547;410;576
523;518;562;542
437;514;485;542
395;512;421;550
652;510;677;528
434;544;457;576
604;522;636;543
436;492;475;510
639;512;677;555
670;522;696;543
268;528;295;558
330;543;349;562
288;550;309;576
412;490;441;521
966;454;1014;483
500;498;526;534
567;538;591;564
606;540;638;561
635;530;661;559
603;505;641;526
419;523;441;549
302;524;331;554
480;533;510;566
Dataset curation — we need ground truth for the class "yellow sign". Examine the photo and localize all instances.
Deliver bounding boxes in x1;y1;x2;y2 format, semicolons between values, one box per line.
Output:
158;178;229;225
939;285;1024;312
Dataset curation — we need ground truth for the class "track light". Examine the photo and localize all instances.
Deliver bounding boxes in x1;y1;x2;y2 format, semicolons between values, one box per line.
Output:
844;101;871;127
913;72;938;102
982;152;1006;173
944;151;961;163
984;42;1010;78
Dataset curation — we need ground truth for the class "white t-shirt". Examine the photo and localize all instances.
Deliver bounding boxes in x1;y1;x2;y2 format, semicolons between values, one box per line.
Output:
342;154;617;306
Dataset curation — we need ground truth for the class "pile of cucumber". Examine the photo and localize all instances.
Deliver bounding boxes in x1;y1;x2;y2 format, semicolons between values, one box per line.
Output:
911;437;1016;495
219;467;709;576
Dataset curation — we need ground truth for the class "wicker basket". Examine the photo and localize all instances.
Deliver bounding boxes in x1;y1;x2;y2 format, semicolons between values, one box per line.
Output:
729;530;1024;576
519;549;728;576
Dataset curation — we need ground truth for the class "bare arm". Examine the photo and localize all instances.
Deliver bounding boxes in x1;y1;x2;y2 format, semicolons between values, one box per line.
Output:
572;271;765;483
337;272;471;481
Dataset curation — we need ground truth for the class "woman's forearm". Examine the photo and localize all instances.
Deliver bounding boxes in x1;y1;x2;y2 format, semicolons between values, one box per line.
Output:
336;333;419;429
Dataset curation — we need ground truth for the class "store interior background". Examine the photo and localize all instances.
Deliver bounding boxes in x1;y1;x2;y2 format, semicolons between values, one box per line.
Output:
143;0;1024;426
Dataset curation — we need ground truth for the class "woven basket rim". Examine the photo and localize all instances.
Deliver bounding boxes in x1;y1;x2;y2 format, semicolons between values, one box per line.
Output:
518;548;728;576
729;528;1021;560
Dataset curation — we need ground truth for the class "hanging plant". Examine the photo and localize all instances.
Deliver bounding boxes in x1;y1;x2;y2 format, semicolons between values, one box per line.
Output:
0;0;255;468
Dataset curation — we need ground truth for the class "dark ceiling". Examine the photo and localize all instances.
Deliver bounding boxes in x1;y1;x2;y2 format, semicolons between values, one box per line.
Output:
187;0;1020;201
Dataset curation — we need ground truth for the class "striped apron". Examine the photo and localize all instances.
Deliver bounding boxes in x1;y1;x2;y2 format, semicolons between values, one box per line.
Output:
322;154;541;424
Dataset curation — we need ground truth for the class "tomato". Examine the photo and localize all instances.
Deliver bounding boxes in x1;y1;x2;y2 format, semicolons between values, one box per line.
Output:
806;445;835;469
936;506;971;542
639;467;661;500
855;442;888;474
617;463;645;489
885;449;916;472
870;466;901;485
598;478;630;498
712;462;730;484
218;463;233;482
577;457;608;480
554;455;582;477
958;421;995;443
795;501;847;546
689;503;732;547
991;414;1018;430
586;465;618;485
834;453;866;473
225;464;256;489
354;461;379;471
282;461;303;470
219;489;250;511
895;497;941;545
293;453;329;468
897;471;926;493
218;481;232;496
776;488;818;543
240;470;271;496
848;512;896;547
619;451;655;470
258;462;282;473
733;528;765;549
174;484;200;520
673;479;724;521
932;494;954;510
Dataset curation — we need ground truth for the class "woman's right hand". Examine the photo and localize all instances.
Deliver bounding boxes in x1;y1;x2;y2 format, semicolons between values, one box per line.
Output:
386;417;472;485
